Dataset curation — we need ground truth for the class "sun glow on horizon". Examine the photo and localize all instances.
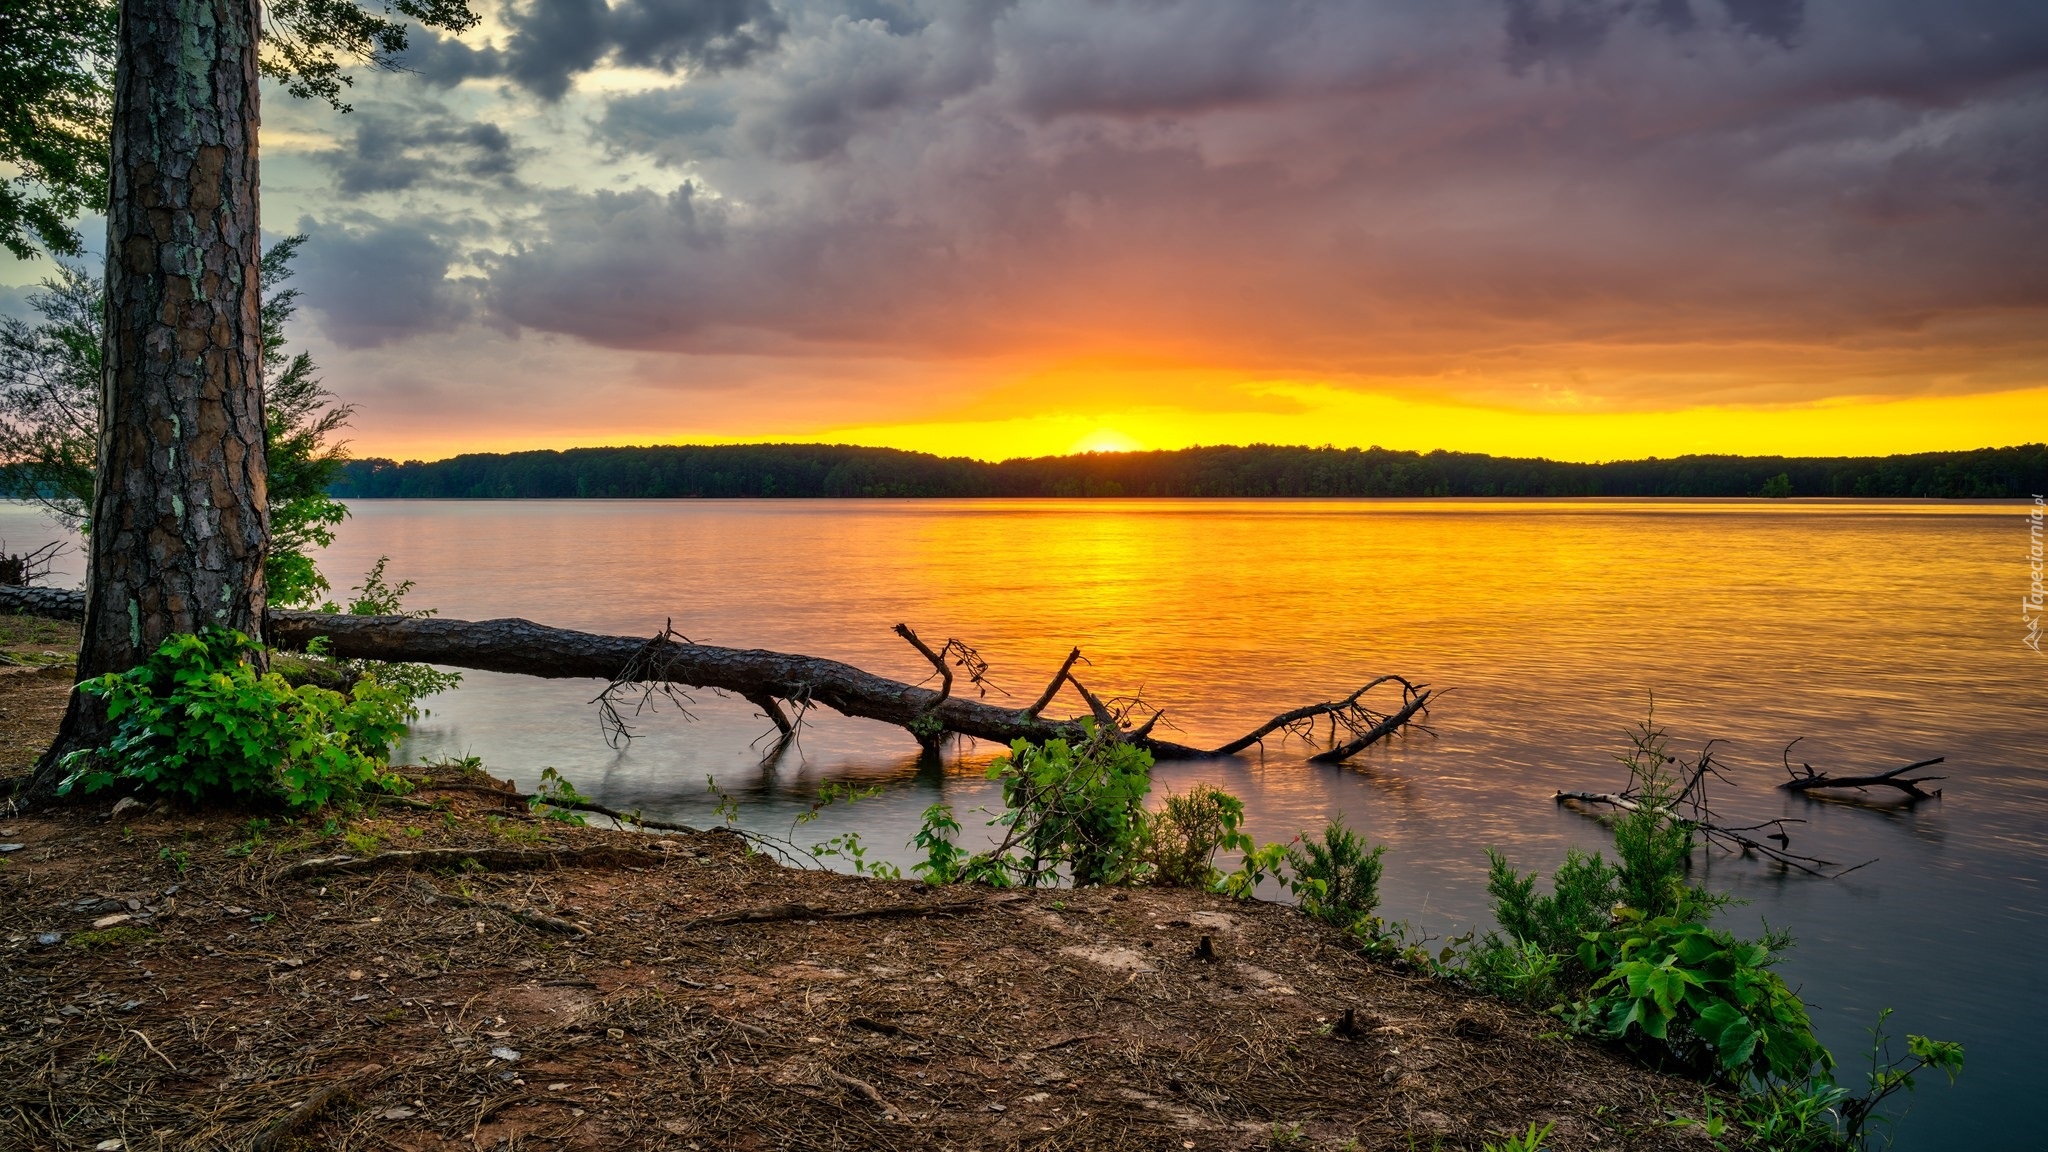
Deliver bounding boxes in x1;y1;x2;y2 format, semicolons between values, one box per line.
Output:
1069;428;1146;454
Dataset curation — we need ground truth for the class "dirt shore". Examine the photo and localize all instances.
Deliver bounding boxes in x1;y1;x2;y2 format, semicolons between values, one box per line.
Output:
1;615;1720;1151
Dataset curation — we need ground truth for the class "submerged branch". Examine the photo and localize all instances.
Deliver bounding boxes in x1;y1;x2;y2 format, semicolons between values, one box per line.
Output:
1780;746;1947;801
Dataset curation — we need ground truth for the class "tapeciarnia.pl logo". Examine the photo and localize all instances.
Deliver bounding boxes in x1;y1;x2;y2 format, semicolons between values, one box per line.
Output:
2028;494;2044;653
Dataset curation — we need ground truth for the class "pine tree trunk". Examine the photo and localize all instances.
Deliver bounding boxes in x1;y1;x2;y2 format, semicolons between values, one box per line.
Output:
31;0;269;796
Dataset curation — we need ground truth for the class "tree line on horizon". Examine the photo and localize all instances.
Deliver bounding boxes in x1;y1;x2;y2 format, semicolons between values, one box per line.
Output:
326;442;2048;500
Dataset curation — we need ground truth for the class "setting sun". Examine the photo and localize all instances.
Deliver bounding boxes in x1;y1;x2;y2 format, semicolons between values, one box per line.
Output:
1068;428;1145;455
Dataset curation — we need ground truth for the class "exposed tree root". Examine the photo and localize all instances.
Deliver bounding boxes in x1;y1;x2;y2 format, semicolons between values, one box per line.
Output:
398;776;706;833
409;877;586;936
273;845;670;883
673;898;1008;930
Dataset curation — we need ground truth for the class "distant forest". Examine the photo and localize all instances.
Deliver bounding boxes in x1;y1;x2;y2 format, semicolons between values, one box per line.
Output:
327;443;2048;500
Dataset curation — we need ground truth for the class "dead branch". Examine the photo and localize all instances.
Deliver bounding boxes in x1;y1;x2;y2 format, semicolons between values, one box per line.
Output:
250;1079;365;1152
822;1068;901;1120
1780;745;1946;801
746;692;795;737
894;623;951;707
1021;647;1083;719
1556;736;1868;878
593;620;699;745
1308;685;1437;763
274;845;671;883
0;540;65;588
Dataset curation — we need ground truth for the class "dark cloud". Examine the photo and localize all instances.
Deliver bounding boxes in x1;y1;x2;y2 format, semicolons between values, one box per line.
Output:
504;0;785;100
295;220;478;349
391;30;507;87
321;115;524;195
389;0;784;99
336;0;2048;409
597;87;736;163
1721;0;1803;44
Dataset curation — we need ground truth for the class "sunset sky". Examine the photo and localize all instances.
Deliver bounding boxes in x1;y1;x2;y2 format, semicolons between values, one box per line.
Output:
4;0;2045;462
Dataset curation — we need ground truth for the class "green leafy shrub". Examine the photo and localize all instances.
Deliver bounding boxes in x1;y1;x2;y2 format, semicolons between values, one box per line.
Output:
1218;840;1291;900
1489;846;1619;956
1578;911;1827;1085
1142;784;1252;887
1286;817;1385;930
1676;1011;1965;1150
990;724;1153;886
59;628;413;809
1470;845;1619;1000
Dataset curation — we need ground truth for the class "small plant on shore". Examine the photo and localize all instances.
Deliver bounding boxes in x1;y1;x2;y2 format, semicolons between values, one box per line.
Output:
982;722;1154;887
1468;935;1565;1006
529;767;590;824
1468;846;1618;1000
1675;1011;1964;1151
1481;1122;1554;1152
1287;817;1386;931
912;803;1003;885
812;829;901;878
1141;784;1253;887
57;628;413;809
1218;840;1292;899
1837;1010;1965;1146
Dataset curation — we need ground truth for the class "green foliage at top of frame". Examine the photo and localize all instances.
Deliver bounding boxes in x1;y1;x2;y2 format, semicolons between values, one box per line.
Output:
58;627;414;809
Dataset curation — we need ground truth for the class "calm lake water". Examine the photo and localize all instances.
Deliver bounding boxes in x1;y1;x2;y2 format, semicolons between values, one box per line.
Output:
5;497;2042;1146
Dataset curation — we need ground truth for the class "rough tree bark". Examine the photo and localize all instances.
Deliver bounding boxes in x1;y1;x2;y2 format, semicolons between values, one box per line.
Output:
33;0;270;794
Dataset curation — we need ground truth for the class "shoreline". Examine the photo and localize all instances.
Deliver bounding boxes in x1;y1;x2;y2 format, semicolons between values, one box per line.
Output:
0;613;1726;1150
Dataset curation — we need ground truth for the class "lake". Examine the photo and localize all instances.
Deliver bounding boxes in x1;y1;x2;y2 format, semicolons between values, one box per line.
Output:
4;496;2041;1147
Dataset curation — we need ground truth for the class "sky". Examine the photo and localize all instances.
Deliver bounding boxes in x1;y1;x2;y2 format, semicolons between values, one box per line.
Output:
4;0;2046;462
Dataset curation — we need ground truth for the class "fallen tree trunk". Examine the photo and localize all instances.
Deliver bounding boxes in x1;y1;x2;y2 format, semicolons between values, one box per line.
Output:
0;586;1433;763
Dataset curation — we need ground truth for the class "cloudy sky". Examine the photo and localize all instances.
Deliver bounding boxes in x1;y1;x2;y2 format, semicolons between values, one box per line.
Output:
6;0;2046;460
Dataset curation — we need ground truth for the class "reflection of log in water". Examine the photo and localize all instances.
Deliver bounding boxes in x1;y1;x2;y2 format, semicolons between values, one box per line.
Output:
1;587;1433;763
